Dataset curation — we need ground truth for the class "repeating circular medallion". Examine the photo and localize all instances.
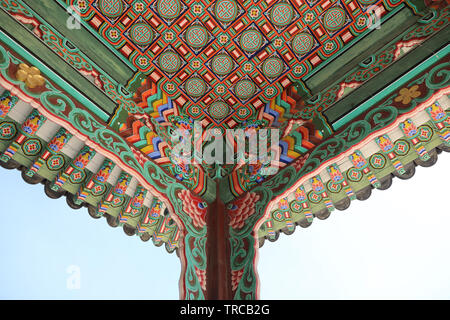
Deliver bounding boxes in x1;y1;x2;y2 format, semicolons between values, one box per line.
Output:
262;57;284;78
0;122;16;140
240;29;263;53
47;154;65;171
157;0;181;20
130;23;154;46
99;0;124;18
307;191;322;203
327;180;343;193
211;54;233;76
215;0;238;23
394;139;410;156
22;138;42;156
290;201;303;213
91;184;107;196
347;168;363;182
291;33;314;55
270;3;294;27
369;153;386;169
323;7;346;31
186;25;209;48
272;210;285;222
185;77;206;98
234;80;256;100
69;169;86;184
159;51;182;74
418;125;433;142
208;101;230;120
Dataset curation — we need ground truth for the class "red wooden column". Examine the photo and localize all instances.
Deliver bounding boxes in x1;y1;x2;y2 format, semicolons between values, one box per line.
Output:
205;183;232;299
175;187;263;300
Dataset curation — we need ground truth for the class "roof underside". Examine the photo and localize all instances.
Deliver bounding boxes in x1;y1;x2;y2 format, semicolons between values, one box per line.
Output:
0;0;448;252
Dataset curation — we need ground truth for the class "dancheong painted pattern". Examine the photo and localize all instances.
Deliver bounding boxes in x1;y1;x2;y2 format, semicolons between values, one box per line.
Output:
0;0;448;301
61;0;404;130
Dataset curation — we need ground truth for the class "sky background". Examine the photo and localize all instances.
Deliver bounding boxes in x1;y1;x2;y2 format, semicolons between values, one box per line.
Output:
0;151;449;299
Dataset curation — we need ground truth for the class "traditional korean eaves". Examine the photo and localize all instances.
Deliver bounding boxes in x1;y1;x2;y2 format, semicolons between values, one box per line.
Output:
258;96;450;247
0;0;448;300
0;87;180;255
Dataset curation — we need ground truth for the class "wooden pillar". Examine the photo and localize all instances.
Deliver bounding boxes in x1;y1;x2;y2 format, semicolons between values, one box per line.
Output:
205;183;232;299
175;188;263;300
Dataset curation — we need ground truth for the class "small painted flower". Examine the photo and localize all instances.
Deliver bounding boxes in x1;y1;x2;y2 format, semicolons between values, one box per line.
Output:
139;57;148;65
165;32;174;41
304;12;314;23
193;5;203;14
50;159;60;167
167;83;175;91
219;35;229;44
2;127;11;135
250;8;260;18
394;85;421;104
274;38;283;47
239;109;247;116
294;66;303;74
357;17;366;27
134;2;144;12
77;0;87;10
325;42;334;50
109;29;119;39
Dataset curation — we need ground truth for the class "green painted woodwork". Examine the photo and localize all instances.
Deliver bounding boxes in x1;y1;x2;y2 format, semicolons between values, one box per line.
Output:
229;53;449;298
23;0;135;84
305;5;418;94
0;41;192;213
0;10;114;118
292;7;449;142
0;113;180;255
0;26;216;202
330;40;449;129
405;0;430;15
0;0;446;301
258;117;448;240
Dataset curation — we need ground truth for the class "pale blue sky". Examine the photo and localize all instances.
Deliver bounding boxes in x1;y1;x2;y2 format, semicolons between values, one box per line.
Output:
0;151;449;299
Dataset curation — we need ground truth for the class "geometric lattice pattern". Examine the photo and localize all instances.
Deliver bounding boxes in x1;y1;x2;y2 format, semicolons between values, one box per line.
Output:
63;0;403;130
